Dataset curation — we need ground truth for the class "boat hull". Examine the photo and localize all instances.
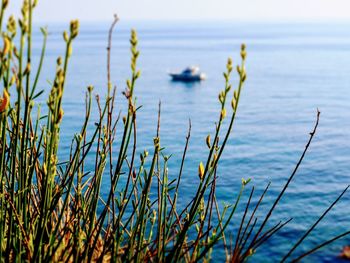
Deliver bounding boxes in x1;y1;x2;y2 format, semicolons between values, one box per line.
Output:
169;73;206;82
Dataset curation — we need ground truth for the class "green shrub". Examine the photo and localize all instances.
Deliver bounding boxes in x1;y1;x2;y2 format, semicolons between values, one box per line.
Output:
0;1;349;262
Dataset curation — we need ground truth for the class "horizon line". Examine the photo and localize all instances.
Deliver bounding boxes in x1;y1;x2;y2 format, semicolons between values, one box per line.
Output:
31;18;350;25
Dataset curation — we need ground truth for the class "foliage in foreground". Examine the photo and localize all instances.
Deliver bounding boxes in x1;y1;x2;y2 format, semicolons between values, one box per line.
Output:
0;0;349;262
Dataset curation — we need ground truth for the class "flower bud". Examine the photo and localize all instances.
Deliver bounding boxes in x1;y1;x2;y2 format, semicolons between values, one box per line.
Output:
23;63;31;76
218;93;223;103
198;162;204;180
206;134;211;149
43;163;47;175
7;16;16;36
57;108;64;123
242;72;247;82
2;0;9;9
241;50;247;60
223;72;229;81
153;137;160;148
220;108;226;119
130;29;138;46
0;89;9;112
63;31;69;42
231;98;236;110
2;36;11;56
70;20;79;39
126;79;131;89
240;44;247;60
10;75;16;86
57;57;62;66
242;178;251;186
227;57;233;72
135;70;141;79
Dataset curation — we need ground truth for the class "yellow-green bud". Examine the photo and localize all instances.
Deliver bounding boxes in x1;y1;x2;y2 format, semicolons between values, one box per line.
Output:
2;0;9;9
218;93;223;103
130;29;138;46
153;137;160;147
227;57;233;72
242;72;247;82
241;44;247;60
231;98;236;110
57;57;62;66
241;50;247;60
70;20;79;39
10;75;16;86
211;153;218;167
23;63;31;75
2;36;11;56
198;162;204;180
220;108;227;119
242;178;251;186
7;16;16;36
223;72;229;81
42;163;47;175
126;79;131;89
63;31;69;42
237;65;241;75
206;135;211;149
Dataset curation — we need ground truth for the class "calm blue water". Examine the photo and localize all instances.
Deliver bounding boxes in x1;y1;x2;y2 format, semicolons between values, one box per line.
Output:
31;21;350;262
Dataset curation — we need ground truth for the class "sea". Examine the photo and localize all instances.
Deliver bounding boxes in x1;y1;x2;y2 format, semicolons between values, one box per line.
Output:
30;21;350;262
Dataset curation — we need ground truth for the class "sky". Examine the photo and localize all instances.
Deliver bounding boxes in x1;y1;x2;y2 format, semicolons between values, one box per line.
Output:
6;0;350;23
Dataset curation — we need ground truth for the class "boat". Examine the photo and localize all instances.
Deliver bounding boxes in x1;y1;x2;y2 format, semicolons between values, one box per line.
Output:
169;66;206;82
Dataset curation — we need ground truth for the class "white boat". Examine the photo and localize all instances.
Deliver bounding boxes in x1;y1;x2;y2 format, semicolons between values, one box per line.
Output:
169;66;206;82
